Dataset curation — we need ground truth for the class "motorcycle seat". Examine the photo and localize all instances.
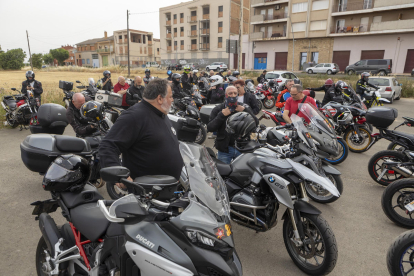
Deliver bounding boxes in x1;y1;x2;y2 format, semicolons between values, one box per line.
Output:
55;135;88;152
392;131;414;144
133;175;179;201
212;156;232;177
5;99;16;110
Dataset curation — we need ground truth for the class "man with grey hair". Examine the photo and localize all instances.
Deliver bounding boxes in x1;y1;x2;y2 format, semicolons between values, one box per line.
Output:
114;75;130;109
66;93;95;137
100;78;183;190
276;79;294;109
126;76;144;106
282;84;317;124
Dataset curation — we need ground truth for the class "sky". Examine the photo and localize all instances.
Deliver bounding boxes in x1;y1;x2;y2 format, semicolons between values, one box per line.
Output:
0;0;191;58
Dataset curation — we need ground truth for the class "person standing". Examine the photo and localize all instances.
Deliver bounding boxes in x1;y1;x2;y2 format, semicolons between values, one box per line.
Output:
207;75;225;104
21;70;43;104
181;65;192;92
126;76;144;106
276;79;294;109
234;79;260;115
282;84;317;124
257;70;267;84
113;76;130;109
97;70;113;91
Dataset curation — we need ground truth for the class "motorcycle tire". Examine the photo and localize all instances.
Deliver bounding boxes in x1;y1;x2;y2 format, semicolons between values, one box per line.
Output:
382;179;414;228
387;142;407;152
106;182;130;199
195;124;207;145
256;99;263;111
343;126;372;153
368;150;408;186
283;213;338;275
387;229;414;276
263;97;275;109
305;174;343;204
324;138;349;165
6;114;18;128
36;235;68;275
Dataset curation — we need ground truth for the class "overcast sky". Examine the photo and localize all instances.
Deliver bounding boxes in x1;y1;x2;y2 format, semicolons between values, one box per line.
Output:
0;0;191;57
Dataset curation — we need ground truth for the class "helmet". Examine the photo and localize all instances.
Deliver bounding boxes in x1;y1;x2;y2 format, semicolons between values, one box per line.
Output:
227;76;237;84
42;154;90;192
262;82;269;91
103;70;111;78
172;73;181;84
268;79;276;88
361;72;370;82
232;71;240;77
219;68;225;73
183;65;190;73
26;70;35;81
335;80;346;92
293;79;301;84
226;112;257;138
80;101;103;122
192;69;198;74
209;75;223;87
245;79;254;85
325;78;334;87
145;68;150;74
257;83;263;90
167;70;172;76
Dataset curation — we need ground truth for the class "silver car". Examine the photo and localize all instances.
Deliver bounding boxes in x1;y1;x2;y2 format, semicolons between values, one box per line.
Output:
369;77;402;104
306;63;339;75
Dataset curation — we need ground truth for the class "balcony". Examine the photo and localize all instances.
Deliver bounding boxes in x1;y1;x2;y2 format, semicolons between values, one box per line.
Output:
202;14;210;20
330;24;370;34
97;47;114;53
118;39;127;44
329;19;414;36
166;33;172;39
251;0;289;8
332;1;373;12
371;19;414;32
148;41;153;46
250;31;287;41
200;28;210;36
188;16;197;23
188;44;198;51
167;46;172;52
251;11;288;24
200;43;210;50
166;20;171;26
188;30;197;37
375;0;414;8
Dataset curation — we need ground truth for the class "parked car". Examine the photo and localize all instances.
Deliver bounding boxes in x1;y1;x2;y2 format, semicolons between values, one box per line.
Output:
166;64;183;71
306;63;339;75
265;71;302;88
368;77;402;103
205;62;227;71
345;59;392;76
145;61;160;68
185;63;200;70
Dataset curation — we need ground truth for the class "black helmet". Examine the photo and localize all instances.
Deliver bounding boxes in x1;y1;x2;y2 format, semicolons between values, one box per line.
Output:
172;73;181;84
226;112;257;138
293;79;301;84
80;101;103;122
26;70;35;81
228;76;237;84
361;72;370;82
262;82;269;91
232;71;240;77
42;154;90;192
103;70;111;78
145;68;150;74
219;68;225;73
268;79;276;88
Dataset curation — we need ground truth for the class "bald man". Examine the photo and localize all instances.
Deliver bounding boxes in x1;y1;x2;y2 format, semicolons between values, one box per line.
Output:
126;76;144;106
209;70;215;77
114;76;130;108
66;93;95;137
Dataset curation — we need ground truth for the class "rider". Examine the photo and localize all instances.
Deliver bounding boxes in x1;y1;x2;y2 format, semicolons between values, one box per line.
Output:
66;93;95;137
232;71;241;79
126;76;144;106
207;75;225;104
97;70;112;91
322;80;351;106
309;78;333;95
21;70;43;104
275;79;294;109
257;70;267;84
166;70;173;81
171;73;184;99
143;69;154;86
190;70;199;85
356;72;379;97
181;65;192;92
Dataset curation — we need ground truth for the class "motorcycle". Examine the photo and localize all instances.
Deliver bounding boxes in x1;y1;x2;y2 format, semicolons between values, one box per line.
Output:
256;83;276;109
363;87;390;108
29;142;243;276
1;88;39;130
386;229;414;276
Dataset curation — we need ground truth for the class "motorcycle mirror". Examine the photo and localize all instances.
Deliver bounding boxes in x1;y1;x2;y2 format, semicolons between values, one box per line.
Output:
76;80;81;83
11;88;16;91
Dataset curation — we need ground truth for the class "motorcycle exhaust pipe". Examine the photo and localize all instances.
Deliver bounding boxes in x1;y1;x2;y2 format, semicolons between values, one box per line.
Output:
1;101;8;111
392;166;414;178
39;213;63;257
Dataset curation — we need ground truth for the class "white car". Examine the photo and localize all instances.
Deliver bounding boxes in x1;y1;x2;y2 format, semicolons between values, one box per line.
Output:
205;62;227;72
368;77;402;103
265;71;302;88
306;63;339;75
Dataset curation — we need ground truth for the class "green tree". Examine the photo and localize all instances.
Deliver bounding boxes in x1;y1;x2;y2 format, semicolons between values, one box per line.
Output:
30;53;43;69
43;53;54;65
0;45;4;54
0;48;26;70
50;48;69;65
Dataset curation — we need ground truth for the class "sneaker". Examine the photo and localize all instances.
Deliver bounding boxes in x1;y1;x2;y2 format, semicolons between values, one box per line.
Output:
208;134;217;139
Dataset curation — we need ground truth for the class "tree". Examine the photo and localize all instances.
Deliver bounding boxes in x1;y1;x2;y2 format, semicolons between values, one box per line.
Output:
0;48;26;70
30;53;43;69
42;53;54;66
0;45;4;54
50;48;69;66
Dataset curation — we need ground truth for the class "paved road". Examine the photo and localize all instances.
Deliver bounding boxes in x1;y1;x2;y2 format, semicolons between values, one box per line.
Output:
1;95;414;275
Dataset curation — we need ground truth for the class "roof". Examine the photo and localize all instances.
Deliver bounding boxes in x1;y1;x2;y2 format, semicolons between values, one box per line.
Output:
114;29;151;34
76;36;113;45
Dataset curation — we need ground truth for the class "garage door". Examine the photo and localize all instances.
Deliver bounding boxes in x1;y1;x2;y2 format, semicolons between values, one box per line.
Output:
404;49;414;73
332;51;350;72
254;53;267;70
361;50;384;60
233;53;246;70
274;52;288;70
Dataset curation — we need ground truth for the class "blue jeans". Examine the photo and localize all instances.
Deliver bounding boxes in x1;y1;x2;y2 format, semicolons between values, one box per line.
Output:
217;147;241;164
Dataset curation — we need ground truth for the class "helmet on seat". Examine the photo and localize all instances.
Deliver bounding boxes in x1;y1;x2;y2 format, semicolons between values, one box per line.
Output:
262;82;269;91
80;101;103;122
226;112;257;138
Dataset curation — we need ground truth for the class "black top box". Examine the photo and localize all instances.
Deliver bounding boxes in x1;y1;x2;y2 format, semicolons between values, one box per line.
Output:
59;80;73;91
168;114;200;143
366;107;398;129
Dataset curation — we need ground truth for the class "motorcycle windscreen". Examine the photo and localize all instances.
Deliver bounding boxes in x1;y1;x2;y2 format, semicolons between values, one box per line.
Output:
286;159;340;197
179;142;231;220
299;103;336;138
291;114;316;151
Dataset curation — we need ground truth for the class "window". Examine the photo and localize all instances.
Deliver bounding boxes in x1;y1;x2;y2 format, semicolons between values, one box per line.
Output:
82;59;85;64
219;6;223;12
191;11;196;16
218;37;222;48
173;14;177;19
180;13;184;18
174;28;177;33
119;35;122;39
324;64;331;67
79;55;81;58
219;22;223;27
355;60;366;66
191;25;197;31
312;0;329;11
86;59;90;64
292;22;306;32
315;64;324;68
218;21;223;33
180;27;184;32
218;5;223;17
191;39;197;45
312;52;319;63
300;52;307;70
218;37;223;43
292;2;308;13
174;41;177;46
310;20;327;31
203;6;209;14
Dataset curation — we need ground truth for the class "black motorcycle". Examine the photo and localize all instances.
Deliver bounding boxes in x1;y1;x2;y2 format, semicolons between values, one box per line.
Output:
387;229;414;276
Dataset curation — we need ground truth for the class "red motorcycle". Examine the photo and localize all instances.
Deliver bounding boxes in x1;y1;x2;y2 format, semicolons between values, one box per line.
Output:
256;83;276;109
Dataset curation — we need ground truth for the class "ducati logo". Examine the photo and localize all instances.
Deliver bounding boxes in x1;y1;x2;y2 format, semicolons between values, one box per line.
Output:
171;127;176;135
136;234;155;249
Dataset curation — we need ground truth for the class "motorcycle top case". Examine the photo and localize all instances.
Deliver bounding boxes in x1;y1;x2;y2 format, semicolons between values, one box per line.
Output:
200;104;219;125
366;107;398;129
94;90;123;107
59;80;73;91
21;134;92;173
168;114;200;142
30;103;68;135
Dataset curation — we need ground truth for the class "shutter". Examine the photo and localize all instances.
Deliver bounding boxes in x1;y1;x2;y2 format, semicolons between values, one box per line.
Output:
254;53;267;58
361;50;384;60
274;52;288;70
233;54;238;69
404;49;414;73
332;51;350;72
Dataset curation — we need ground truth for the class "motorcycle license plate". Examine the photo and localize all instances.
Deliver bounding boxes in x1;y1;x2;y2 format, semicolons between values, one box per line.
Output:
405;201;414;212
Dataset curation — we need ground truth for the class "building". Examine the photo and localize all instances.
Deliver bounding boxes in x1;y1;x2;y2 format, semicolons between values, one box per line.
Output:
159;0;250;68
76;32;114;67
113;29;161;67
228;0;414;74
96;32;116;67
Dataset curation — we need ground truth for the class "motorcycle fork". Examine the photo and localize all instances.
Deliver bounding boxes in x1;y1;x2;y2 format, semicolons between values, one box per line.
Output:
288;208;305;245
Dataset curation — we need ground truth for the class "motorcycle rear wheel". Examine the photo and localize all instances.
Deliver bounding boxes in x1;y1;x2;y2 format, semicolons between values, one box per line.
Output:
387;229;414;276
36;236;68;276
305;174;343;204
6;114;18;128
368;150;407;186
263;97;275;109
343;126;372;153
382;179;414;228
283;213;338;275
195;124;207;145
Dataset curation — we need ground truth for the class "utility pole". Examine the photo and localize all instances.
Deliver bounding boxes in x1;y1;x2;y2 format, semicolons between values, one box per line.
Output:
290;19;295;71
26;30;33;71
127;10;130;77
238;0;243;74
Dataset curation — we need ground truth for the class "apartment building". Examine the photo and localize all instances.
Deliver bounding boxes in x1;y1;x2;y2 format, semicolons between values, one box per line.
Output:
96;32;116;67
229;0;414;74
76;32;114;67
113;29;161;67
159;0;250;68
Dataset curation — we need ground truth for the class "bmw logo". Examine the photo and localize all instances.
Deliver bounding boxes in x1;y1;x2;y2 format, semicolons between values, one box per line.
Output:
268;176;275;183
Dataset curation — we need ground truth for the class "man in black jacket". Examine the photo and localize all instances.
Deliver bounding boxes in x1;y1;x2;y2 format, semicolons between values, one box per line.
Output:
99;79;182;190
97;70;113;91
21;70;43;103
322;80;350;106
356;72;378;97
207;86;259;164
66;93;96;137
257;70;267;84
181;66;192;92
234;79;260;115
126;76;144;106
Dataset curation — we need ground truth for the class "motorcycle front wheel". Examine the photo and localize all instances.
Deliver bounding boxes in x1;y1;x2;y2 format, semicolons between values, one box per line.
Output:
324;138;349;165
305;174;343;204
343;126;372;153
382;179;414;228
6;114;18;128
283;213;338;275
263;97;275;109
195;124;207;145
368;150;407;186
387;229;414;276
36;235;68;276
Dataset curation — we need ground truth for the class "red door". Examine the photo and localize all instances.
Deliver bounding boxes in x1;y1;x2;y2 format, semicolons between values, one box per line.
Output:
274;52;288;70
404;49;414;73
361;50;384;60
332;51;350;72
233;53;246;70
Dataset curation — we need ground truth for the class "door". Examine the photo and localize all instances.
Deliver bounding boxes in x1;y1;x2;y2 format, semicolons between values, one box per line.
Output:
338;0;347;12
332;51;350;72
393;78;401;98
254;53;267;70
92;59;100;68
404;49;414;73
233;54;238;69
314;64;324;73
102;55;108;66
267;26;273;39
360;17;369;32
267;8;273;20
274;52;288;70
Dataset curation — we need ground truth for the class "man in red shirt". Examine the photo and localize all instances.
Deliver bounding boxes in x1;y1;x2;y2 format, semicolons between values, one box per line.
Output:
113;76;130;109
283;84;317;124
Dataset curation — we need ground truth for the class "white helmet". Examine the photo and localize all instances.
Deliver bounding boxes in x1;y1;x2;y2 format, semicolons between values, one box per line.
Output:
209;75;223;87
192;70;198;74
88;78;95;85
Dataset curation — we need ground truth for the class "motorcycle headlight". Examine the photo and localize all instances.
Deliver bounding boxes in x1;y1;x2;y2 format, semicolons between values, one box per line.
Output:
186;229;228;248
312;139;320;146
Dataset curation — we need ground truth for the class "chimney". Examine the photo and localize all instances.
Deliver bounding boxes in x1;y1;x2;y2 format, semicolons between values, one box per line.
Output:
104;31;107;38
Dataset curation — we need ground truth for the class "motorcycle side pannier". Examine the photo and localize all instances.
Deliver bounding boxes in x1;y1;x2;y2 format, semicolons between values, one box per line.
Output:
168;114;200;142
366;107;398;129
21;134;92;173
59;81;73;91
30;103;68;135
200;104;219;125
